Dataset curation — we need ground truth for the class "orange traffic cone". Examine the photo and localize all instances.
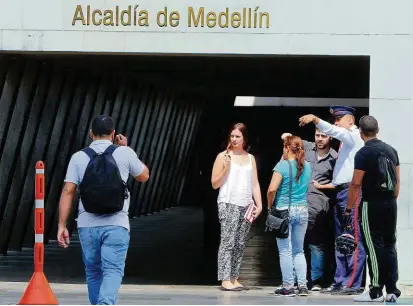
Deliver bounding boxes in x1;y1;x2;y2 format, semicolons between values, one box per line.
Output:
18;272;58;305
19;161;58;305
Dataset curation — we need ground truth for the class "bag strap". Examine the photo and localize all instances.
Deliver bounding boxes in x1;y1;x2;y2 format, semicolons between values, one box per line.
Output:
287;160;292;210
104;144;119;155
368;142;395;162
82;147;97;159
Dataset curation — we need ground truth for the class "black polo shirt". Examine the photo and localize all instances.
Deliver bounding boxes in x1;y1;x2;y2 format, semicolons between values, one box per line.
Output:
354;138;399;201
302;140;337;200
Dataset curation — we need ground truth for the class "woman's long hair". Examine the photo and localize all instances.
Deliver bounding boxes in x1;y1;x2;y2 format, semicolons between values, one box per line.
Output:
227;123;248;150
283;135;305;182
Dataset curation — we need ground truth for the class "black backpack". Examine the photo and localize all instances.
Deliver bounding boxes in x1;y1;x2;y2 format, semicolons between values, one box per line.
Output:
79;145;129;214
371;143;397;193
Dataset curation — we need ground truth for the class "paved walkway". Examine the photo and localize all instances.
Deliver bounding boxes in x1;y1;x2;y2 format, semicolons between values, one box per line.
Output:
1;283;413;305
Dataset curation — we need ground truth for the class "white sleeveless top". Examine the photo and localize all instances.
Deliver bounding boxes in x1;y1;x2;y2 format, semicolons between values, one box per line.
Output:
217;154;253;207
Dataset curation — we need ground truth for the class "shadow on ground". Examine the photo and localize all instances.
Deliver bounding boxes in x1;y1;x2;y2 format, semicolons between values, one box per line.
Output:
0;206;283;287
0;207;215;285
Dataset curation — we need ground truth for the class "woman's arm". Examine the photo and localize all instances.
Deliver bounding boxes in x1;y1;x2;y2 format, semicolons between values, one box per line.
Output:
267;171;283;209
251;155;263;218
211;152;231;189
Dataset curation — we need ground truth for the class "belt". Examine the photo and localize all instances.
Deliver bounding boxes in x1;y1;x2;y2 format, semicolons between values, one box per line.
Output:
335;182;350;191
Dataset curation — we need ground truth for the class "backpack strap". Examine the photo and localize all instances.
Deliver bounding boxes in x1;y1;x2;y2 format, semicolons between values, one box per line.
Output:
103;144;128;193
287;160;292;211
82;147;98;159
104;144;119;155
369;143;390;160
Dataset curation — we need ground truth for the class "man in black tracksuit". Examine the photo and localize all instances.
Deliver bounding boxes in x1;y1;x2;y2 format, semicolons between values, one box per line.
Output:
345;115;401;302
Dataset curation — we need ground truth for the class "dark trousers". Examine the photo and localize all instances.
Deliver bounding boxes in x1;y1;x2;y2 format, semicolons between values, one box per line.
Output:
305;193;334;285
334;187;366;289
359;199;399;296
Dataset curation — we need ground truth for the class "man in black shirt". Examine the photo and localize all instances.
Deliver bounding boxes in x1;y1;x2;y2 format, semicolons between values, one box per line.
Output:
345;115;401;302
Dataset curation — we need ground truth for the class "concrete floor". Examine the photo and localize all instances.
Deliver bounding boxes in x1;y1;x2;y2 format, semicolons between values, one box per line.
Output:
0;283;413;305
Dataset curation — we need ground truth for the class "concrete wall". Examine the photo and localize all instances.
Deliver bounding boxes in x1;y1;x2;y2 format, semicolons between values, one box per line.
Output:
234;97;369;107
1;0;412;284
0;54;206;254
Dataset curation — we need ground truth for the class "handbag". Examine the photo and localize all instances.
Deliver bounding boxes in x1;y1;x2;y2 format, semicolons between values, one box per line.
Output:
265;160;293;238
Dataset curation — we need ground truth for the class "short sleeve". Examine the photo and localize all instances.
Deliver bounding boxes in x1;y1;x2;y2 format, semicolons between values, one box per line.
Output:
394;149;400;166
64;153;81;185
354;149;368;171
302;140;314;151
126;147;145;177
274;161;287;177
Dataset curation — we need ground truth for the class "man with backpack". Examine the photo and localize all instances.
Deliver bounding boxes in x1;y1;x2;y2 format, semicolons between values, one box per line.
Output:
344;115;401;302
57;115;149;305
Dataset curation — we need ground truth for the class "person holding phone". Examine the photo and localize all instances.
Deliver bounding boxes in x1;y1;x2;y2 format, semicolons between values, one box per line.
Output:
211;123;263;291
58;115;149;305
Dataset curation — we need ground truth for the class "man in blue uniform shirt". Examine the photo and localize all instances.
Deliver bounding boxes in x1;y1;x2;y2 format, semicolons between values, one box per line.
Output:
299;106;365;295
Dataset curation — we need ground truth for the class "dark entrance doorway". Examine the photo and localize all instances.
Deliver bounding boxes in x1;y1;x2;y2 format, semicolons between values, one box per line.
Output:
181;55;370;286
0;53;370;287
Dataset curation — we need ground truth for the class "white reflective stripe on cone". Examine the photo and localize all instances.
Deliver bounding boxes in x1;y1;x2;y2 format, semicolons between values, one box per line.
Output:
35;199;44;208
35;234;43;243
35;169;45;174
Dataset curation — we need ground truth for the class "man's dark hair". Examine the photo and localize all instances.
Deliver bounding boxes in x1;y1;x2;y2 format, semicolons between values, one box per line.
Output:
359;115;379;137
91;115;115;137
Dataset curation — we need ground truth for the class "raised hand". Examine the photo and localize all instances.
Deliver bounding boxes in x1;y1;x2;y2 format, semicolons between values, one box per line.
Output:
281;133;292;140
299;114;316;126
115;134;128;146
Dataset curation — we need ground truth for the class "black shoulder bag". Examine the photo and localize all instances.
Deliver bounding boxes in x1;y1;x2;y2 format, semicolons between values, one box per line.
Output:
265;160;292;238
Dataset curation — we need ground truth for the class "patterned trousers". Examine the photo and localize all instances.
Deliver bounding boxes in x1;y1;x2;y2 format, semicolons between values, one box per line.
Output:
217;202;252;281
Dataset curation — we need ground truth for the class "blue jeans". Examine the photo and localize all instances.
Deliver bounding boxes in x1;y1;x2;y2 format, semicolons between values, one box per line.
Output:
276;206;308;288
309;244;325;281
78;226;130;305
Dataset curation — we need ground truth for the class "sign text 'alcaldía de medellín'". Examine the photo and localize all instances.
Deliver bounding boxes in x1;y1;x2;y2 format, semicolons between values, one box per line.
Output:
72;5;270;29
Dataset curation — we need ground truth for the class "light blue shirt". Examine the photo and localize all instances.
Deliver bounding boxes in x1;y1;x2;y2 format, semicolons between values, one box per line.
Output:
64;140;145;231
273;160;312;208
316;119;364;186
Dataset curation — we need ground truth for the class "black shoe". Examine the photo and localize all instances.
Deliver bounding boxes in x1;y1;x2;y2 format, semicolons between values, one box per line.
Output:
274;287;296;297
298;287;309;296
320;285;341;294
310;278;323;291
331;286;358;295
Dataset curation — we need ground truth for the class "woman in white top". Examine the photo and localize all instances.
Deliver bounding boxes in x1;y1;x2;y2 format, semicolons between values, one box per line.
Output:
211;123;263;291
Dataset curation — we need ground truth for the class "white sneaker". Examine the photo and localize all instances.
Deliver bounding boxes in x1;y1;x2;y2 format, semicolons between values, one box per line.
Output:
311;284;322;291
386;293;398;302
353;291;384;302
